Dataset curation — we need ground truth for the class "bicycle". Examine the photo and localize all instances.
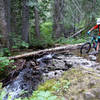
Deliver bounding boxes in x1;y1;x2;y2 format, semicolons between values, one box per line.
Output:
80;35;98;54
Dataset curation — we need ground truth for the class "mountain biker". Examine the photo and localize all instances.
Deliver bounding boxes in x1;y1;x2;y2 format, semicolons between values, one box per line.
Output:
87;18;100;53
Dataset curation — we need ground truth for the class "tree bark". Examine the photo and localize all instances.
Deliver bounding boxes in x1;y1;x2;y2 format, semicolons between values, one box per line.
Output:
0;0;10;48
4;0;11;34
53;0;65;39
34;0;40;38
22;0;29;43
4;0;13;47
10;0;18;34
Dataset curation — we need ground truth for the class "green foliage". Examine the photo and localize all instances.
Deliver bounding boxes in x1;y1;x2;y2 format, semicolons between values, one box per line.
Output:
75;20;86;29
40;22;54;46
31;22;54;48
10;33;29;49
52;80;70;93
5;0;100;49
28;0;51;21
40;22;53;35
0;90;63;100
0;89;27;100
66;38;87;44
0;91;6;100
13;41;29;49
3;48;11;56
0;71;70;100
38;79;56;91
27;91;57;100
56;37;87;44
23;90;66;100
0;48;11;57
0;82;2;98
27;0;37;7
0;83;2;90
0;50;4;57
0;57;14;72
0;34;3;38
14;76;70;100
38;78;70;96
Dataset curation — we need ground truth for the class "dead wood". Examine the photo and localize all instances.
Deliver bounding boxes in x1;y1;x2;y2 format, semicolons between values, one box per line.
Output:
68;28;85;39
8;44;82;60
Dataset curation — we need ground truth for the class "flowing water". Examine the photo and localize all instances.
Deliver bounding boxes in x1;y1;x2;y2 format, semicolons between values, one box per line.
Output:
72;49;100;63
2;49;100;100
3;67;43;100
2;54;55;100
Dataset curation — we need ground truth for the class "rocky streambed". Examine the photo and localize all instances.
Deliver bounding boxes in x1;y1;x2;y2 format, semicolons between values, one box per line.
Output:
1;51;100;100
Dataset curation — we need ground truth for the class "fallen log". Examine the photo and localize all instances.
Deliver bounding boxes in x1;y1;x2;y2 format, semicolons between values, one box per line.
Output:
68;28;85;39
9;44;83;60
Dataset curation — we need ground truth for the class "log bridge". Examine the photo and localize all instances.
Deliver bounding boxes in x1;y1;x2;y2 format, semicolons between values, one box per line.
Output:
9;44;82;60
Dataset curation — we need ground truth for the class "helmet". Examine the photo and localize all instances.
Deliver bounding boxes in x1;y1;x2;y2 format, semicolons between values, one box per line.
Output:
97;18;100;25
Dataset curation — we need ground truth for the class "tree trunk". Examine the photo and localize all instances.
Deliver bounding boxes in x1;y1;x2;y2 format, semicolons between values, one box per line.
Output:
10;0;18;34
34;0;40;38
22;0;29;43
4;0;13;47
0;0;9;48
53;0;65;39
4;0;11;34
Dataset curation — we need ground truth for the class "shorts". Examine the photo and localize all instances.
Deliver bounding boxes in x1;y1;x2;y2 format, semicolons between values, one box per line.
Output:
98;36;100;43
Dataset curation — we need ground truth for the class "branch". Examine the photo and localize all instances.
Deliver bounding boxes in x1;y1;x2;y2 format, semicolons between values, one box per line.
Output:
68;28;85;39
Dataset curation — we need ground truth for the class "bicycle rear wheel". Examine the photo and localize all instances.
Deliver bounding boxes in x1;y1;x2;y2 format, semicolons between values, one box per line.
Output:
80;42;91;54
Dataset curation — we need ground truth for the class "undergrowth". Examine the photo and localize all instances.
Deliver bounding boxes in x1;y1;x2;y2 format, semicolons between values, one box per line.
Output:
0;75;70;100
0;57;14;72
23;76;70;100
30;21;88;48
23;78;70;100
55;37;88;45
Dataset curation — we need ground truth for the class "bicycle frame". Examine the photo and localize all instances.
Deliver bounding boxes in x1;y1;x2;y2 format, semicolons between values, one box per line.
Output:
80;35;98;54
91;36;97;49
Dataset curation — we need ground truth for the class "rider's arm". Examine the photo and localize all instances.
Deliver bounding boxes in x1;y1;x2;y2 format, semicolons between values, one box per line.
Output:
89;25;98;32
87;25;98;35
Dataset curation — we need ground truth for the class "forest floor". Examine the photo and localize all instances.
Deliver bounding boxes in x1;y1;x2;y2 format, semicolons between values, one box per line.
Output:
36;58;100;100
1;44;100;100
31;46;100;100
39;67;100;100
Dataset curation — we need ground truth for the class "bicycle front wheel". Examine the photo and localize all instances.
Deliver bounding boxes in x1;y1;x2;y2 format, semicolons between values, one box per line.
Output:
80;42;91;54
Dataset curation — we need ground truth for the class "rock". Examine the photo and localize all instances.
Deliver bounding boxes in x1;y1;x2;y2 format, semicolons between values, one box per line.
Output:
88;80;96;88
55;54;66;59
47;59;66;70
91;88;100;99
71;96;79;100
95;66;100;71
89;55;96;61
64;55;99;68
43;70;64;80
64;61;72;69
89;51;98;55
83;92;95;100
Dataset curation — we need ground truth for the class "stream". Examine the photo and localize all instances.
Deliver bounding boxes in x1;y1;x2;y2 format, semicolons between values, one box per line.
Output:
73;49;100;62
2;49;100;100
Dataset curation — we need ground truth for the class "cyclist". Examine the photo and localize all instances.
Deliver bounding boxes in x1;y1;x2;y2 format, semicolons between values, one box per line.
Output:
87;18;100;53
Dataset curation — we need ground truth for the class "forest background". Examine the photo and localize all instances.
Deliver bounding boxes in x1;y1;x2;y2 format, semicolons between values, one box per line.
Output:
0;0;100;99
0;0;100;55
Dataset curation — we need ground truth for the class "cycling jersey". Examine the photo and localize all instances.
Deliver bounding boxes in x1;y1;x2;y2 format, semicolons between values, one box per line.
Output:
89;24;100;36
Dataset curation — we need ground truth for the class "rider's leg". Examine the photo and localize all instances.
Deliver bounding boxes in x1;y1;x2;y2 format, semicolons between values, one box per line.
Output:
96;42;100;52
96;36;100;52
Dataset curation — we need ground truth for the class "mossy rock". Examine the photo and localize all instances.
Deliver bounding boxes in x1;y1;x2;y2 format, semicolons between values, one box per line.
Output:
37;67;100;100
